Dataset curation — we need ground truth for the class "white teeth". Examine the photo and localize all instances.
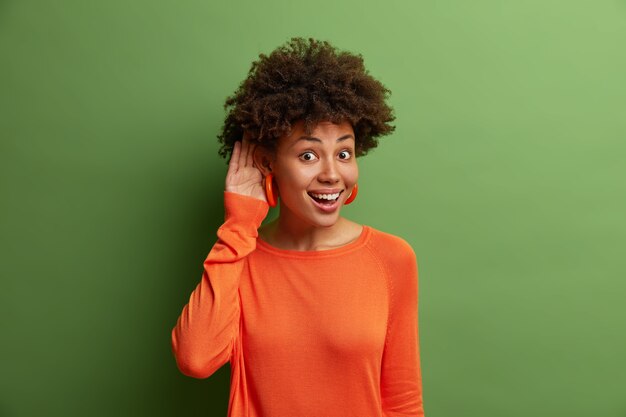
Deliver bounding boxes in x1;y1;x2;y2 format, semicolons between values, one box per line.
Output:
310;192;340;200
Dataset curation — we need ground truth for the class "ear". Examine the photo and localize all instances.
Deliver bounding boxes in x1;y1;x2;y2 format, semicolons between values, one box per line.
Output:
252;145;274;176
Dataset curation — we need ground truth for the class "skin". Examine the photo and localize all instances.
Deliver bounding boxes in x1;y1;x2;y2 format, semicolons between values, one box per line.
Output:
225;119;362;251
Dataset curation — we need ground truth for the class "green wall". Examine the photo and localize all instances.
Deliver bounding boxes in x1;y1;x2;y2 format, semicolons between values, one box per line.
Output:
1;1;625;416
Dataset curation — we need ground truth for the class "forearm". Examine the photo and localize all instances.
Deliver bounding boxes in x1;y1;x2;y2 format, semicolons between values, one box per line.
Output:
171;191;269;378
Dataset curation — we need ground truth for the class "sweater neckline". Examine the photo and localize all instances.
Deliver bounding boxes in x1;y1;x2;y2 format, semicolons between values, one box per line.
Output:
256;225;371;258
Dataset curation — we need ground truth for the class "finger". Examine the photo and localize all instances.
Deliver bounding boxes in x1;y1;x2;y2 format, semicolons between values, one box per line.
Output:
242;135;252;167
246;142;256;168
238;136;248;169
229;141;240;172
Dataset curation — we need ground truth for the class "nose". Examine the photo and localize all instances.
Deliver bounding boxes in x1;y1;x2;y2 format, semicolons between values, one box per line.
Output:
317;158;340;184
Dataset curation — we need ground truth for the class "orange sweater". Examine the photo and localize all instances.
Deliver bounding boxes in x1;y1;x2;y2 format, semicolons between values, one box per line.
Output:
171;191;425;417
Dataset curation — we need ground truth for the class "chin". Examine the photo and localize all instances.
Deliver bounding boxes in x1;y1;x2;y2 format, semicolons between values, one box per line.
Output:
309;216;340;228
280;193;344;228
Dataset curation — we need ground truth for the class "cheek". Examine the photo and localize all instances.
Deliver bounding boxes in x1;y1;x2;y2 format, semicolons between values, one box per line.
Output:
275;166;313;192
343;164;359;184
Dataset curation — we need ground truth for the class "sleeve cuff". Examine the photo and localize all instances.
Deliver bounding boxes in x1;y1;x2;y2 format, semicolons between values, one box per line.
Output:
222;191;270;233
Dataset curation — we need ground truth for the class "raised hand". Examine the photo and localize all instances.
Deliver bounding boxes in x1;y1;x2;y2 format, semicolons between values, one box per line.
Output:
225;132;268;203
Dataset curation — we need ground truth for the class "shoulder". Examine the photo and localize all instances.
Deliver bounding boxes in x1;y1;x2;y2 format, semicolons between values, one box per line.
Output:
365;226;418;271
364;226;419;305
366;226;417;260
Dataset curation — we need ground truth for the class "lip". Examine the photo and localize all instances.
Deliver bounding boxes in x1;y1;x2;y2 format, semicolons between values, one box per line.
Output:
307;189;343;213
307;188;343;194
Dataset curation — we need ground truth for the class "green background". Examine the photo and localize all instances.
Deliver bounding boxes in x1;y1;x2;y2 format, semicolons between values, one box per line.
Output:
1;1;625;416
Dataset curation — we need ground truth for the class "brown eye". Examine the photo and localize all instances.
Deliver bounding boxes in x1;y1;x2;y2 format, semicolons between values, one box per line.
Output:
299;152;317;161
338;150;352;160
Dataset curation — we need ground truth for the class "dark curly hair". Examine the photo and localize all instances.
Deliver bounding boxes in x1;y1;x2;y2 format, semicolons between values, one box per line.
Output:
216;37;396;161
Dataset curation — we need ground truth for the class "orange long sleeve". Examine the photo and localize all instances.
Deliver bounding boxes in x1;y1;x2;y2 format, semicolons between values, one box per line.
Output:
171;191;269;378
171;191;425;417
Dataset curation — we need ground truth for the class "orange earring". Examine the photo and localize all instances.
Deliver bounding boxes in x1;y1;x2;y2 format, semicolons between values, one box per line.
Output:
264;173;278;207
344;183;358;205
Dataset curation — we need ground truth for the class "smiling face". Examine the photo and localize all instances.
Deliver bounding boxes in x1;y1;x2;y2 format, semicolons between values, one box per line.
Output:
256;119;359;228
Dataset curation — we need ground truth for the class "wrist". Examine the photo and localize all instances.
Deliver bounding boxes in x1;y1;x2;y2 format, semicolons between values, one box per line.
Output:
222;191;269;233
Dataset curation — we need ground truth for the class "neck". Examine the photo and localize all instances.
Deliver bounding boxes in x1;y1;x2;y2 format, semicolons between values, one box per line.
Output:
265;205;348;251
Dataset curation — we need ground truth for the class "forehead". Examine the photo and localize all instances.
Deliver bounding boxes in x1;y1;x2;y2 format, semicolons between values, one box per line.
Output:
279;120;355;146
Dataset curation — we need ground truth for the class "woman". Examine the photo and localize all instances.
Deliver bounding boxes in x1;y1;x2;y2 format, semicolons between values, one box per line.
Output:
171;37;425;417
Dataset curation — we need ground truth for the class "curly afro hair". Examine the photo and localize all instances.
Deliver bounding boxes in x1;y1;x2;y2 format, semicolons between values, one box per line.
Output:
216;37;396;161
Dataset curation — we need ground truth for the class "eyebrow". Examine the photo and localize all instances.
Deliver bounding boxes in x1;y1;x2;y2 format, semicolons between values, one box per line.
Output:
292;134;355;147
